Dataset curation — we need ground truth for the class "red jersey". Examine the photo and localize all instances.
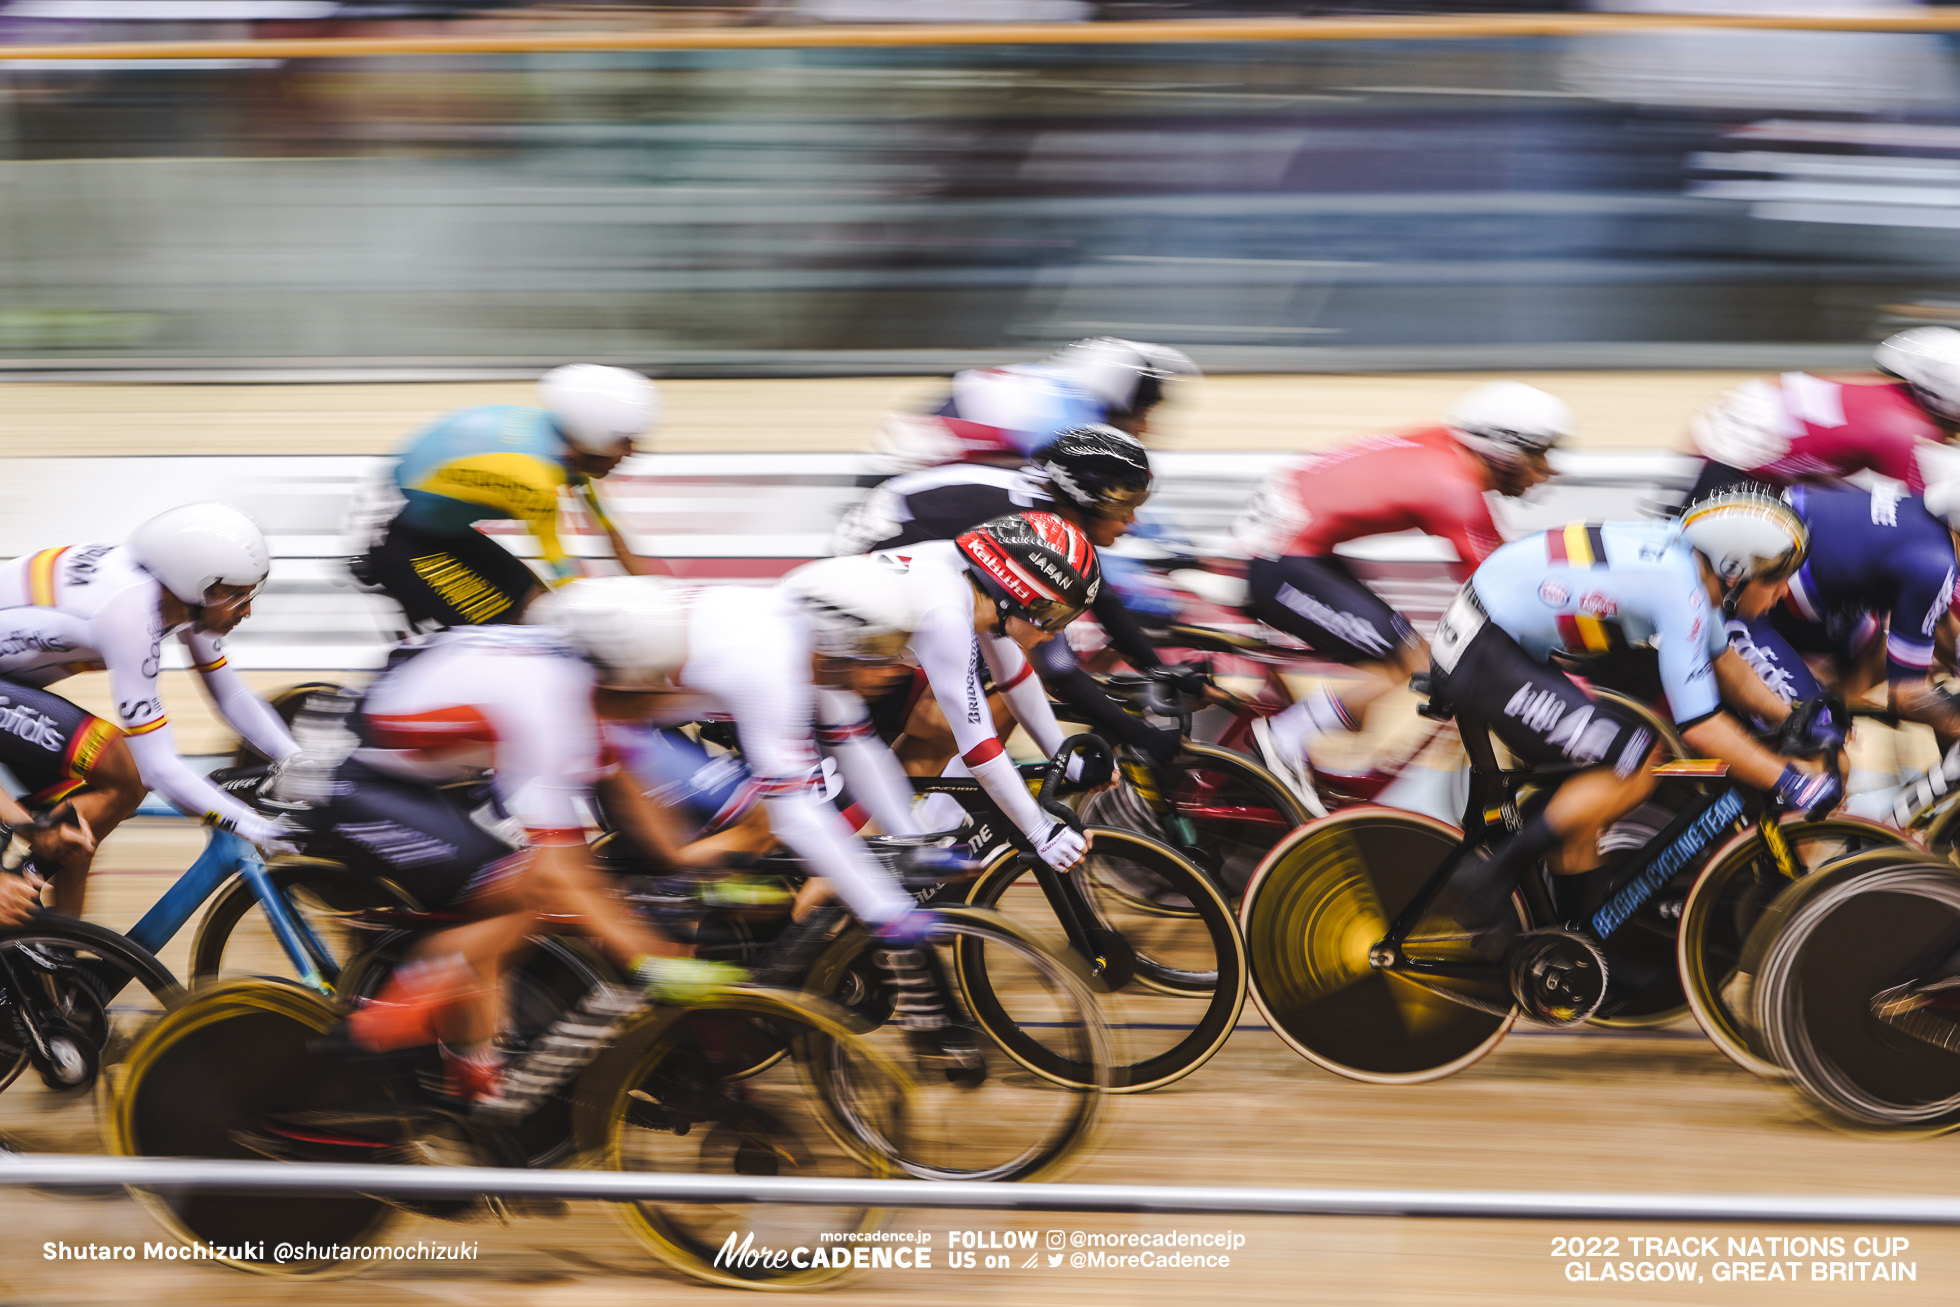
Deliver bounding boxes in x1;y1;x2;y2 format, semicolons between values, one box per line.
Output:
1689;374;1946;491
1232;426;1502;580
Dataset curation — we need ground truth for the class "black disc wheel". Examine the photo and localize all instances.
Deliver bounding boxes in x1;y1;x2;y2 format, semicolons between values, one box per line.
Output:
1758;861;1960;1132
1678;818;1915;1076
1241;808;1519;1084
105;979;394;1275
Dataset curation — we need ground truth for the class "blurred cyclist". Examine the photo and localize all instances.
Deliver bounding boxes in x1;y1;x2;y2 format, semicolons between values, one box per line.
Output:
1234;382;1570;811
355;364;661;631
0;504;297;915
854;512;1104;872
868;337;1197;476
833;425;1183;761
1429;490;1836;932
1684;327;1960;502
1725;482;1960;753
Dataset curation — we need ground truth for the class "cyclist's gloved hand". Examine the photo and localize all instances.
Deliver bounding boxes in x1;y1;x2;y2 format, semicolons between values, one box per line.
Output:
230;811;304;858
1789;698;1846;753
1033;820;1089;872
872;908;940;949
1775;763;1844;819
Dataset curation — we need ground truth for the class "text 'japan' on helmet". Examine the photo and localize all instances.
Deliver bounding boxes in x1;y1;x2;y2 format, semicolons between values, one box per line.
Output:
537;364;663;455
955;511;1101;633
127;503;271;607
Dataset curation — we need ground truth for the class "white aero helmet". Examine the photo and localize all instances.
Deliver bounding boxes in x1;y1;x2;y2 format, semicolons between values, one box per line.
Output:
1447;381;1574;467
1044;337;1200;416
127;503;271;607
537;364;662;455
1874;326;1960;423
779;555;921;662
1678;489;1809;612
526;574;689;689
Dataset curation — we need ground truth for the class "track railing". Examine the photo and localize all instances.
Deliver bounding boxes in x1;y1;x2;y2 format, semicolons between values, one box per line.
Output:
4;1154;1960;1225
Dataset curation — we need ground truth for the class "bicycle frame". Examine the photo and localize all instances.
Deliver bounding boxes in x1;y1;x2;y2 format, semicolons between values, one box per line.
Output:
1371;753;1780;998
910;772;1136;989
122;827;342;994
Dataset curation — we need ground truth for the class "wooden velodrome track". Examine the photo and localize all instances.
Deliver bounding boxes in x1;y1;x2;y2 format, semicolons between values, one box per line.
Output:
4;372;1957;1306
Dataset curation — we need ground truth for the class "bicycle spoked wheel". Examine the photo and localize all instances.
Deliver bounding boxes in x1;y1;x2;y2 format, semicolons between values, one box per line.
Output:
1758;861;1960;1132
1241;808;1518;1084
1679;819;1916;1076
576;988;913;1290
0;916;180;1099
106;978;394;1275
964;829;1245;1092
807;906;1105;1181
1081;744;1307;907
188;857;420;990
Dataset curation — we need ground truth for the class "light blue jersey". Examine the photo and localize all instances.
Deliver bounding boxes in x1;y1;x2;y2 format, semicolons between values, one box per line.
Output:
1472;521;1727;725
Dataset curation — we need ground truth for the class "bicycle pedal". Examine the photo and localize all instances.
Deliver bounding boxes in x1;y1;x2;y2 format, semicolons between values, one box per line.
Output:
1506;929;1609;1027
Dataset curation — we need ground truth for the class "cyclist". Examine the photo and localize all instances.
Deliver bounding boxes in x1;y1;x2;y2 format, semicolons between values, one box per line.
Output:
1428;489;1839;931
853;512;1101;871
833;424;1182;761
1233;381;1570;810
868;337;1197;476
1684;327;1960;502
1725;482;1960;752
355;364;662;631
0;503;299;916
319;570;940;1104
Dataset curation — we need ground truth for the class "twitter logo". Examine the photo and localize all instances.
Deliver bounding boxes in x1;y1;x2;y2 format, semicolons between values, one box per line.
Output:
1047;1253;1064;1267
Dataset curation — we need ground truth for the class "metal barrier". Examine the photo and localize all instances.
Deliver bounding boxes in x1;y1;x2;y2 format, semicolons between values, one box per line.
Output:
3;1153;1959;1224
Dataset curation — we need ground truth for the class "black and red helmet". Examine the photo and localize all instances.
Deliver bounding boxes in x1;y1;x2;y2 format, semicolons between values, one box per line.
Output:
955;511;1101;632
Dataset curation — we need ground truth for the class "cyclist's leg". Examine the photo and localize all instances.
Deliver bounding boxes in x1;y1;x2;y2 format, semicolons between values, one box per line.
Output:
1433;618;1659;927
360;514;542;629
0;683;140;916
1244;555;1421;799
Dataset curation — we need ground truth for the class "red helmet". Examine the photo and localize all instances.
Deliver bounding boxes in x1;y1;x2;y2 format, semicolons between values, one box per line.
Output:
955;511;1101;632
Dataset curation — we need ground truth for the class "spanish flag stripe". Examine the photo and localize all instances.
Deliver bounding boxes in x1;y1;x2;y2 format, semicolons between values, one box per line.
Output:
28;547;65;607
122;716;168;737
194;657;227;673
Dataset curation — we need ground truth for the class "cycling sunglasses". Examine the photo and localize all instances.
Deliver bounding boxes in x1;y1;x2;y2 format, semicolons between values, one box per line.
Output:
1019;596;1088;633
1091;485;1153;515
